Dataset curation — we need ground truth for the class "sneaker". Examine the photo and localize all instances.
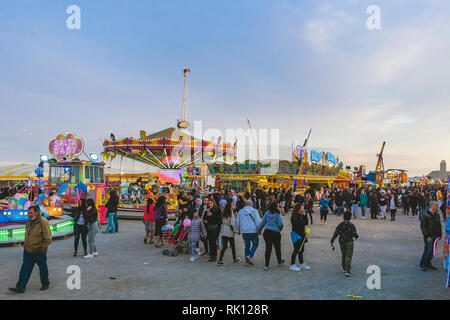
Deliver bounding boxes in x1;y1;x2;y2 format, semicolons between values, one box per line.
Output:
244;261;249;266
278;259;285;265
40;285;49;291
83;254;94;259
428;265;437;271
189;256;195;262
289;264;301;271
234;258;241;263
345;271;352;277
93;252;99;257
246;256;254;265
419;266;427;271
217;261;224;266
9;287;25;294
264;266;269;270
299;263;311;270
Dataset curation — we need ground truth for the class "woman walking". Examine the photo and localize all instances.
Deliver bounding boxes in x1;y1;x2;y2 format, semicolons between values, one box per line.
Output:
84;198;99;258
304;193;314;224
204;200;222;262
319;194;330;225
290;204;310;271
258;202;284;270
198;197;210;256
217;201;240;265
67;199;88;257
154;196;168;247
143;198;155;244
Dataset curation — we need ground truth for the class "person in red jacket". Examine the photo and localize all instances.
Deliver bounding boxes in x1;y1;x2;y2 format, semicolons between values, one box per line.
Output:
143;198;155;244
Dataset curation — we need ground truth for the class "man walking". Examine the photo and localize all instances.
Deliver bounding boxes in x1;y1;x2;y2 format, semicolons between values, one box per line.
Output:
9;205;52;293
330;211;359;277
236;200;261;266
419;201;442;271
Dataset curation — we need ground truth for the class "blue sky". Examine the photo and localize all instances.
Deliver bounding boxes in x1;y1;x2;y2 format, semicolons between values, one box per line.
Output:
1;0;450;176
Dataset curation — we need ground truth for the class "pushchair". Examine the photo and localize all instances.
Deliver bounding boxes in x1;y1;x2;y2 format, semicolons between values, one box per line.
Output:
163;224;189;256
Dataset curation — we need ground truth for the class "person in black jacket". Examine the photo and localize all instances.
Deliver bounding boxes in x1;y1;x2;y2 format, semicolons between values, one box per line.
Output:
66;199;88;257
84;199;99;258
419;201;442;271
204;200;222;262
331;211;359;277
290;203;310;271
104;189;119;233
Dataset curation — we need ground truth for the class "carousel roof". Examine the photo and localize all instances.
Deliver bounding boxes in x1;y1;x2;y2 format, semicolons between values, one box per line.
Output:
0;164;48;181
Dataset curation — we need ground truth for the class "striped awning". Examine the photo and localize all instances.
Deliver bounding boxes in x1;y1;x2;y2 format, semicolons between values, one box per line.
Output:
0;164;49;181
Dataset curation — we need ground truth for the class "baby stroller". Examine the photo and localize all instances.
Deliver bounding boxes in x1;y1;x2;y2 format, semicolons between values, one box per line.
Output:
163;224;189;256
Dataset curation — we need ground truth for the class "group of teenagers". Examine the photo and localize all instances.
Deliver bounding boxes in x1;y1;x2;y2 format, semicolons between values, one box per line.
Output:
143;188;359;276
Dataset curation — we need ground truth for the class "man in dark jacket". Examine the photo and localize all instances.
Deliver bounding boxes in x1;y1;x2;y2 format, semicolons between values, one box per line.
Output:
419;201;442;271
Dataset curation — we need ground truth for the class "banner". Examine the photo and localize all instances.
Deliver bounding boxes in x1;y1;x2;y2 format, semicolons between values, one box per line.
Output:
310;150;322;163
326;152;337;165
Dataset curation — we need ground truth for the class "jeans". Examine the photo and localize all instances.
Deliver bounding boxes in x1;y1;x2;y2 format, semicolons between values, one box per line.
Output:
207;226;220;259
352;204;359;217
105;212;116;233
73;223;88;252
336;206;343;216
340;241;354;272
307;209;313;224
263;229;282;267
242;234;259;258
113;212;119;232
420;236;437;268
87;222;98;254
361;206;366;217
419;207;425;221
291;238;304;265
16;250;49;291
190;241;198;258
219;236;237;261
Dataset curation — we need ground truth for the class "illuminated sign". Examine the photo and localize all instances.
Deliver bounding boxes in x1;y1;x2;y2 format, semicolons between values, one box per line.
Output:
49;133;84;161
156;170;184;184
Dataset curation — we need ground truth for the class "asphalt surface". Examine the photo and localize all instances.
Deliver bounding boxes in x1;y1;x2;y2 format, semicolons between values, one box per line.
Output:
1;208;448;300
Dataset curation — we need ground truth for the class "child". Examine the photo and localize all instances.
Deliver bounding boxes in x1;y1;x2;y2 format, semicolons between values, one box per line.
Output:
187;211;207;262
330;211;359;277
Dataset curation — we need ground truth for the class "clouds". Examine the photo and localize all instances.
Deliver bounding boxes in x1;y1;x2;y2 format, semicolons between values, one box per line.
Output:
0;0;449;177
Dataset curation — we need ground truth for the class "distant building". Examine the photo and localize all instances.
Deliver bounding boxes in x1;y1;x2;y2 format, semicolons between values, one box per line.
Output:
427;161;449;181
440;160;447;181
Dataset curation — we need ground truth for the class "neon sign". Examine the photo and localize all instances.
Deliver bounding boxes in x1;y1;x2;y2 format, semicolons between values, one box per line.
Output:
49;133;84;161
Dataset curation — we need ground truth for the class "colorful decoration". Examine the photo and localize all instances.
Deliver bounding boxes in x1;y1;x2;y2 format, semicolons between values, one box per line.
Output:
156;170;184;185
326;152;337;165
49;133;84;161
310;150;322;163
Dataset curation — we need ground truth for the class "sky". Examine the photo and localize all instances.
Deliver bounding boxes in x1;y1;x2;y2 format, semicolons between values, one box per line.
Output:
1;0;450;176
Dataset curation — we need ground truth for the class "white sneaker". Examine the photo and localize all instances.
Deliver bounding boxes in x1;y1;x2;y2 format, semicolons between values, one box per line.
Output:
93;252;99;257
189;256;195;262
289;264;301;271
299;263;311;270
84;254;94;259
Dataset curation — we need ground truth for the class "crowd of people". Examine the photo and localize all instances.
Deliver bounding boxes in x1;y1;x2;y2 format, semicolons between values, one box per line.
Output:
7;183;449;293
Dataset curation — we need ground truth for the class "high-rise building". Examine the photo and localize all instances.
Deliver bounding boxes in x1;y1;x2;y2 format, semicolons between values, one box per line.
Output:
440;160;447;181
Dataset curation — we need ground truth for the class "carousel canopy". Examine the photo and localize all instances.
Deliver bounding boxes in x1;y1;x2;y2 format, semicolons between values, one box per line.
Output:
103;127;236;170
0;164;48;181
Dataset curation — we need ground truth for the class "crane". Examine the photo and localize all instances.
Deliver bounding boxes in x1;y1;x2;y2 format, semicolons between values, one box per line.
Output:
246;118;260;162
375;141;386;187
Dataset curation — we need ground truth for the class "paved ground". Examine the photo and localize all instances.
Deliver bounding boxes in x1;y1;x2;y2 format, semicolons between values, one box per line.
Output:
1;208;448;300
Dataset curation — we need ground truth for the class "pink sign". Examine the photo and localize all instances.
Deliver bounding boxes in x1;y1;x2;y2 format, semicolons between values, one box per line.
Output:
49;133;84;160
